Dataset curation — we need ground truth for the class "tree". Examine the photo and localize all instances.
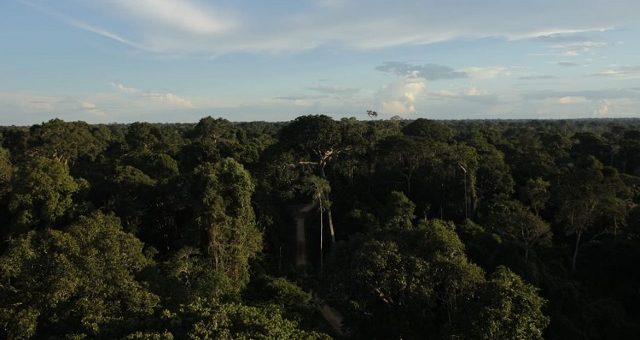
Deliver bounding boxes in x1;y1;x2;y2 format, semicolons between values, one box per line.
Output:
520;177;550;216
327;220;486;338
0;212;159;338
402;118;454;143
484;199;552;261
381;191;416;230
162;247;236;304
279;115;343;244
556;157;631;270
27;119;110;164
190;158;262;288
8;156;85;232
303;175;332;269
459;266;549;340
0;147;11;199
376;135;428;194
177;299;330;339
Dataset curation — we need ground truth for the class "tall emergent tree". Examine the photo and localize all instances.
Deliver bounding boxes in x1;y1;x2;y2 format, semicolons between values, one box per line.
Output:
190;158;262;288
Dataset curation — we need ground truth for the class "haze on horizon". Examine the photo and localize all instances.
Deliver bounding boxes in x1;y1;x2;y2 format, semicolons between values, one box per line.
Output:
1;0;639;125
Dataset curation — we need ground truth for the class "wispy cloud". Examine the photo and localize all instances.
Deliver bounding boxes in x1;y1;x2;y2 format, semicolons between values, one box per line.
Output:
525;88;640;101
463;66;512;79
557;61;580;67
592;66;640;79
519;75;558;80
376;62;467;80
110;0;235;35
307;85;360;97
110;82;195;109
70;21;153;51
553;41;607;56
21;0;639;54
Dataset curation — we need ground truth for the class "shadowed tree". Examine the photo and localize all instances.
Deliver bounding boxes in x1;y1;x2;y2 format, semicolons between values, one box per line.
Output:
457;266;549;340
0;147;11;199
303;175;332;269
520;177;550;216
279;115;343;244
556;157;631;270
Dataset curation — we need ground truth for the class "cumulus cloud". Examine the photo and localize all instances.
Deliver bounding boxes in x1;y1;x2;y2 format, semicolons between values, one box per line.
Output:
557;61;580;67
377;78;426;114
595;100;611;115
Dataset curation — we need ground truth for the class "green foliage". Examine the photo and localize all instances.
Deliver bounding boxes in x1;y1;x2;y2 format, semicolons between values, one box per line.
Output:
461;266;549;340
279;115;341;156
0;147;11;198
163;247;235;304
8;156;84;231
328;220;486;338
191;158;262;289
178;299;329;339
483;198;552;260
27;119;110;163
520;177;550;215
0;212;159;338
381;190;415;230
3;118;640;338
402;118;454;142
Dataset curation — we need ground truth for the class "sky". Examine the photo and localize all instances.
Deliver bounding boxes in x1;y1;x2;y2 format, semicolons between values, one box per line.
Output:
1;0;639;124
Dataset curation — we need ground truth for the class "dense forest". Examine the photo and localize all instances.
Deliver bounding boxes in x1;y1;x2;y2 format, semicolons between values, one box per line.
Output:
1;116;639;339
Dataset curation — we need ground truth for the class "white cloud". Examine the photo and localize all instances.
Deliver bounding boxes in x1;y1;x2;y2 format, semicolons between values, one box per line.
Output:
595;100;611;115
110;82;140;93
378;78;426;114
377;62;467;80
109;82;195;109
553;41;607;56
594;66;640;79
143;92;195;109
23;0;640;54
70;21;154;52
464;66;512;79
111;0;235;35
80;101;97;109
307;85;360;97
558;96;589;104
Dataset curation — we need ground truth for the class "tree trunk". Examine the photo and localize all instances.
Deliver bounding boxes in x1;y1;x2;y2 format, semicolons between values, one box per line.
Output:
327;205;336;245
571;229;582;272
319;164;336;245
320;204;324;274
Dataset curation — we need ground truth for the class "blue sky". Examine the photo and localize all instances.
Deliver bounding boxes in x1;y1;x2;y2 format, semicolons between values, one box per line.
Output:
1;0;639;124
